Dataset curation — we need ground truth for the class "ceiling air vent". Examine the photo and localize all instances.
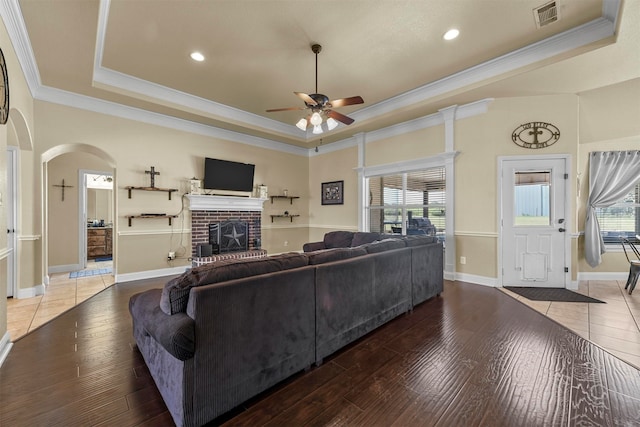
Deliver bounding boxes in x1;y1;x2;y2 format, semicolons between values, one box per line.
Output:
533;1;559;28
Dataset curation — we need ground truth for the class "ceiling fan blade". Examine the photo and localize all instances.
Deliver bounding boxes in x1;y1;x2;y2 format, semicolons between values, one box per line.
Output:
294;92;318;106
328;96;364;108
327;110;355;125
266;106;306;112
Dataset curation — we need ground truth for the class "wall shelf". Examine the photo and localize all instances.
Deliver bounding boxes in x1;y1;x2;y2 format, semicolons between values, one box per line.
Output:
270;195;300;204
126;215;178;227
270;214;300;223
126;186;178;200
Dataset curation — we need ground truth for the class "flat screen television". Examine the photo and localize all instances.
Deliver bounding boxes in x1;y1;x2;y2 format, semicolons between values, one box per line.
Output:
203;157;255;192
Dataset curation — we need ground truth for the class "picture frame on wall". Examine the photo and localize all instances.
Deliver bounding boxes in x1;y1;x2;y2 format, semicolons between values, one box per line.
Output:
321;180;344;205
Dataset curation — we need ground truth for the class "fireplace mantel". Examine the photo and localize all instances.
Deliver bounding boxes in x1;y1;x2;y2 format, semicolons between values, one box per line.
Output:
187;194;268;212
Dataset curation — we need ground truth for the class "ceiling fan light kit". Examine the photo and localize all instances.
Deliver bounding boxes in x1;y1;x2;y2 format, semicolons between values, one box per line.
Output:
266;43;364;136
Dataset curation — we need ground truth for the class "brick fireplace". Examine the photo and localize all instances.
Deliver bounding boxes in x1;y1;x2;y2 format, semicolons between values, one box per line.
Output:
187;194;267;258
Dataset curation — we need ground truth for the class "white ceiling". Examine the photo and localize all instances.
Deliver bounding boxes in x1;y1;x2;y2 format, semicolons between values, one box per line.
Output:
6;0;638;149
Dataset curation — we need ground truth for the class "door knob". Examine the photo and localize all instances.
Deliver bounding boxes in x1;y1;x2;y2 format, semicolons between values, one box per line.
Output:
559;227;566;232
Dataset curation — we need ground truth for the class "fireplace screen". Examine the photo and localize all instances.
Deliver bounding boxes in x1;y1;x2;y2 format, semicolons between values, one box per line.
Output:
209;221;249;253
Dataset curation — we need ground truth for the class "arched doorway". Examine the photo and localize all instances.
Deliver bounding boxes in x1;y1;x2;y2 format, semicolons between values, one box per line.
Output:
41;144;117;284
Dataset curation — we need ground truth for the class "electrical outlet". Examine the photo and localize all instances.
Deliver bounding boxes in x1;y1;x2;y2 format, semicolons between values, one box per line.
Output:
460;256;466;265
168;251;176;260
284;241;289;247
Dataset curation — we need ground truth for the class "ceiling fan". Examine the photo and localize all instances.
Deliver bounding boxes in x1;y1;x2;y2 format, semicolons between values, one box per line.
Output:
266;44;364;134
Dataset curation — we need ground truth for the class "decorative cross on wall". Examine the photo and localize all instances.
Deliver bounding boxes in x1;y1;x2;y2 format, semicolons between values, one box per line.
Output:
53;179;73;202
145;166;160;188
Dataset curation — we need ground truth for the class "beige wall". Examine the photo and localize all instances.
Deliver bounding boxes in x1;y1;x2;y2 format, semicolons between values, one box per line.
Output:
307;146;359;243
454;95;579;279
2;18;36;340
32;101;310;275
365;125;445;167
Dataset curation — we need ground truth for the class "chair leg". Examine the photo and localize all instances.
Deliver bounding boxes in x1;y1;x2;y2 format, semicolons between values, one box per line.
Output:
628;266;640;295
625;266;633;290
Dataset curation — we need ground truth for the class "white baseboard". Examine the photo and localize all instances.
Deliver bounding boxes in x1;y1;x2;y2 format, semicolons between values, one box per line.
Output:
577;271;628;282
115;266;189;283
16;284;45;299
48;263;82;274
454;272;497;287
0;331;13;368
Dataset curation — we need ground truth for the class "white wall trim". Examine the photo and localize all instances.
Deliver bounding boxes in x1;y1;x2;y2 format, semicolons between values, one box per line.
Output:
16;284;45;299
455;273;498;287
115;266;189;283
357;151;459;178
0;247;11;260
577;272;628;282
118;229;191;237
306;225;360;231
262;223;310;230
0;332;13;368
18;235;41;241
455;231;499;238
48;264;82;274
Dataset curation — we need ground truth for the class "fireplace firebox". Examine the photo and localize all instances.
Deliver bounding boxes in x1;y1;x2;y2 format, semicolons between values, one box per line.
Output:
209;221;249;254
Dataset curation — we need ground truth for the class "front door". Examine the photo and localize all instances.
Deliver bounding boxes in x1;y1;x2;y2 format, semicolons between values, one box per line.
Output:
501;157;568;288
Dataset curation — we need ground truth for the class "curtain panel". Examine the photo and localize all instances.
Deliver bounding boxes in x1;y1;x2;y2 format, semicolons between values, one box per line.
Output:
585;150;640;267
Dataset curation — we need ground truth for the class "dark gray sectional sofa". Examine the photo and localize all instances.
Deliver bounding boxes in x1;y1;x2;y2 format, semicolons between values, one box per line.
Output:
129;232;443;427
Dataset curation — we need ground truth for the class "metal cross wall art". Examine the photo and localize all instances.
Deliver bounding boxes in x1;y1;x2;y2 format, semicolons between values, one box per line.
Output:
53;179;73;201
145;166;160;188
511;122;560;149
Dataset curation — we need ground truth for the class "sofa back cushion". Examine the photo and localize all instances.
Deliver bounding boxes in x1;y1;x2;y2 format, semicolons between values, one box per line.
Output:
323;231;355;249
351;232;382;247
403;235;437;246
307;247;367;265
364;238;407;253
160;252;309;315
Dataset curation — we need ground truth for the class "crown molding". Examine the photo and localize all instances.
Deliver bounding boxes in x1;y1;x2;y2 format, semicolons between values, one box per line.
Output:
35;85;309;156
310;98;493;157
0;0;41;96
356;151;459;177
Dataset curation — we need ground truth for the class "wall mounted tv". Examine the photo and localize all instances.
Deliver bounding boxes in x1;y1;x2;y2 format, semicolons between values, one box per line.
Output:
203;157;255;192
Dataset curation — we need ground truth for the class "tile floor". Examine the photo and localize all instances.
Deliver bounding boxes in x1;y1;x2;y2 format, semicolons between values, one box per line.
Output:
501;279;640;369
6;261;114;341
6;273;640;369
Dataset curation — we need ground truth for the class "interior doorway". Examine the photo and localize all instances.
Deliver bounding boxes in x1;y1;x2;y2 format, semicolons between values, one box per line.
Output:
79;170;114;268
499;156;570;288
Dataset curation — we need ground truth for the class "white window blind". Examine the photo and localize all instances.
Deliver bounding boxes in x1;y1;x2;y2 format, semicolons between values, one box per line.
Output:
595;182;640;244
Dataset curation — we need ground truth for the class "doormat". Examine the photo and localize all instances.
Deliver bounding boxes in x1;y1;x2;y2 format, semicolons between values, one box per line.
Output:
504;287;605;303
95;256;112;262
69;268;112;279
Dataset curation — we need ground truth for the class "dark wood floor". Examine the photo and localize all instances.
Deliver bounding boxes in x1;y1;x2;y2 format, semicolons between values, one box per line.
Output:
2;278;640;426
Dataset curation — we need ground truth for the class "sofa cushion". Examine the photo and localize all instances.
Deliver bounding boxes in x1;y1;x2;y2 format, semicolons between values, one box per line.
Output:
323;231;355;249
307;247;367;265
302;241;327;252
351;232;382;247
403;235;437;246
130;289;195;361
364;238;407;254
160;252;309;315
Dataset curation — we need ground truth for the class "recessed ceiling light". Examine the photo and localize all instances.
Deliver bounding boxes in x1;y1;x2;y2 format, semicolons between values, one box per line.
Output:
190;51;205;62
443;29;460;41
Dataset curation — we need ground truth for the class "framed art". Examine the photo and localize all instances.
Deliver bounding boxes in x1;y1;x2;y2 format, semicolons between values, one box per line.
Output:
321;180;344;205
